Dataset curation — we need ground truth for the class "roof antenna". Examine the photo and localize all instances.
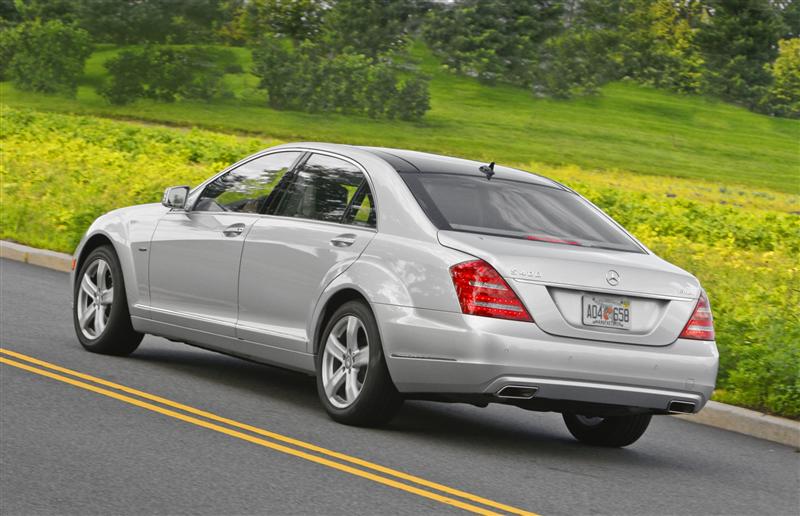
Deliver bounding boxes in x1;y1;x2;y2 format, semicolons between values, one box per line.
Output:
479;161;495;180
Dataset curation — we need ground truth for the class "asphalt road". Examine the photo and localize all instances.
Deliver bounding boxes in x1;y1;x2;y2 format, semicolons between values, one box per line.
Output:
1;258;798;516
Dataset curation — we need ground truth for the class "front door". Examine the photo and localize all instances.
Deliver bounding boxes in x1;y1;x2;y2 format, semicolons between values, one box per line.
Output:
237;153;378;352
148;151;302;336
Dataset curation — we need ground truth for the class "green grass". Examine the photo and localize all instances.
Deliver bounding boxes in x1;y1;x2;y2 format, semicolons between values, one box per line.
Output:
2;43;798;193
2;107;797;417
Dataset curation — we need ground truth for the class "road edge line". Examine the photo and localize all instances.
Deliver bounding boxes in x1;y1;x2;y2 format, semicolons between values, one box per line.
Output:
3;239;799;449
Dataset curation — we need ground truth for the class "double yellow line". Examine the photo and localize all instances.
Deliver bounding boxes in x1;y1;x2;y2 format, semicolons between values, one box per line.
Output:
0;347;538;516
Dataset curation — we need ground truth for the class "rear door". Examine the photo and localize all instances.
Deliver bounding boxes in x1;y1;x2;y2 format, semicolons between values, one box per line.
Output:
237;153;377;352
148;151;301;335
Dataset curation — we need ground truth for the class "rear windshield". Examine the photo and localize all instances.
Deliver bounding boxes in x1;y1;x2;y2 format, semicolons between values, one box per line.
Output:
402;173;644;253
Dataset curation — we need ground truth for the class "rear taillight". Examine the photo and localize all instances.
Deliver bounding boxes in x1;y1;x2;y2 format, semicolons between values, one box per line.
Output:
679;290;715;341
449;260;533;322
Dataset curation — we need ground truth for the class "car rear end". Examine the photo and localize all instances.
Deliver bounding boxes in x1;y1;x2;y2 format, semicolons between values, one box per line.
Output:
382;155;718;417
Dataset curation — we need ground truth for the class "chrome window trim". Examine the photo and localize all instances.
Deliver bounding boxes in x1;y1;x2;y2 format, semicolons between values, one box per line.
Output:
160;205;378;234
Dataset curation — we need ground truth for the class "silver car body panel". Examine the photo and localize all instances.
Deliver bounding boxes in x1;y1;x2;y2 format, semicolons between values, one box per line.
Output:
72;142;719;413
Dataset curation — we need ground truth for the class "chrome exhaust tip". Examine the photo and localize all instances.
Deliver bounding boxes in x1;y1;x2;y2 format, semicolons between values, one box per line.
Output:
496;385;538;400
668;400;696;414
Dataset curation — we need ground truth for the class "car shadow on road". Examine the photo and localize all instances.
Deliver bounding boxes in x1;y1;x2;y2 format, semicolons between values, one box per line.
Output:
129;341;711;471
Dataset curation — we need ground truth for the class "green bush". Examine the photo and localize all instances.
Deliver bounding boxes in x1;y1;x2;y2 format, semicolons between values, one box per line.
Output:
532;30;608;99
395;75;430;121
251;36;430;121
100;46;229;105
762;38;800;119
6;20;92;96
0;27;18;80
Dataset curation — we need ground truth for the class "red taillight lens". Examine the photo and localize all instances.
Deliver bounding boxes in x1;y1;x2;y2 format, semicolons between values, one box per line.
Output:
679;290;715;341
449;260;533;322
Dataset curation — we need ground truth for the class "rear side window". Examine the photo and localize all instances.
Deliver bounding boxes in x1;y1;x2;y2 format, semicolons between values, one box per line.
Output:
403;174;643;253
272;154;376;227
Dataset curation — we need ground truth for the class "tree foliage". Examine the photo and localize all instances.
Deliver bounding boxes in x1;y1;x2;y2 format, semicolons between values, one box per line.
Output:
4;0;225;43
697;0;787;108
1;0;797;119
100;46;230;104
424;0;563;86
615;0;705;93
4;20;91;95
220;0;325;44
0;24;18;79
251;35;429;120
322;0;420;58
761;38;800;118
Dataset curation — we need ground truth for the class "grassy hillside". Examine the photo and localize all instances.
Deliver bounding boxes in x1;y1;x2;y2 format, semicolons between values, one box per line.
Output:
2;107;797;417
1;43;798;194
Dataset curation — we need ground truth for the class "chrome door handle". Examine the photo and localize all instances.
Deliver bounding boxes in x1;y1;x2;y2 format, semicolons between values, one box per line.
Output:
330;233;357;247
223;223;246;237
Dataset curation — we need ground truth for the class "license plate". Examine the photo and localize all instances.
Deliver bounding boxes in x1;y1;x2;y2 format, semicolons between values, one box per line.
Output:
582;295;631;330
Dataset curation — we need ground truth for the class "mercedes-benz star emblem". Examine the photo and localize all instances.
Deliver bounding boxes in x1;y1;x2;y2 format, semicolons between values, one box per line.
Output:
606;270;620;286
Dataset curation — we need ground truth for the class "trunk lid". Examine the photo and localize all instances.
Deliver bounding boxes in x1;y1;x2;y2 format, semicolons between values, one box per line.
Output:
439;231;700;346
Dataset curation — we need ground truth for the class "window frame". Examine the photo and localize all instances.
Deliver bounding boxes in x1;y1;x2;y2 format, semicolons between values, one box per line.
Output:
184;148;379;231
187;150;306;213
400;171;647;254
266;152;379;230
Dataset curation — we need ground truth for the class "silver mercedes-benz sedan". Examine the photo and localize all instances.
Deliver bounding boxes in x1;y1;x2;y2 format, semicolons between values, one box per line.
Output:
71;143;718;447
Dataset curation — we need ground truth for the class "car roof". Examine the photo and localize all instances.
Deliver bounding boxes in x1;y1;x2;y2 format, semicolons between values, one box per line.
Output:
358;146;565;189
266;142;565;189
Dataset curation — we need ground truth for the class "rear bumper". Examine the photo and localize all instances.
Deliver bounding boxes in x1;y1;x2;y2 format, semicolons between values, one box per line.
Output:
374;304;718;413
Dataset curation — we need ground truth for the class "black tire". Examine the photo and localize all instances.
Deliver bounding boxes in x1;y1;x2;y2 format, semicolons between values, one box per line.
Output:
73;245;143;356
562;413;652;447
315;300;403;427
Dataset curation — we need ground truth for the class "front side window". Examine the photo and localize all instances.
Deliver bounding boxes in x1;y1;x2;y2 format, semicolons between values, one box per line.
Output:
271;154;376;227
194;152;301;213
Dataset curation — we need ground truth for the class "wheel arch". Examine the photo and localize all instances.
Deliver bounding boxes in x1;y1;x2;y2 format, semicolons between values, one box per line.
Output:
74;232;115;281
311;287;372;355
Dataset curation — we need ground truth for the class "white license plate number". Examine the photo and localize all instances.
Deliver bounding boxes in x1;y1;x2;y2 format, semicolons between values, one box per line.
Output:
582;296;631;330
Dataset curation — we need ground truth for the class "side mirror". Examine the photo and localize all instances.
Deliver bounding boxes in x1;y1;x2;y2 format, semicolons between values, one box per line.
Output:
162;186;190;210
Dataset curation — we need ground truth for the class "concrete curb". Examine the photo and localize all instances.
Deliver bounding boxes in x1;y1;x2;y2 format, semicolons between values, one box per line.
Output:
2;239;799;448
674;401;799;449
1;240;73;272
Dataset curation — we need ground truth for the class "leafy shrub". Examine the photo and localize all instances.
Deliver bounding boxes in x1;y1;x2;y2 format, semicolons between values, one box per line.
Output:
251;36;430;121
532;31;609;99
100;46;229;105
5;20;92;96
395;76;431;121
642;235;800;419
423;0;560;86
761;38;800;119
0;26;18;80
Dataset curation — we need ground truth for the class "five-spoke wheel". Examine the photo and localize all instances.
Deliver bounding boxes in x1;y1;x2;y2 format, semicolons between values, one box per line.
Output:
316;300;402;426
322;315;370;408
76;258;114;339
73;245;142;355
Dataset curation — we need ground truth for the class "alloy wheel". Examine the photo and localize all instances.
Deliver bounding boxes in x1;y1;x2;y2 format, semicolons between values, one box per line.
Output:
76;258;113;340
321;315;370;409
